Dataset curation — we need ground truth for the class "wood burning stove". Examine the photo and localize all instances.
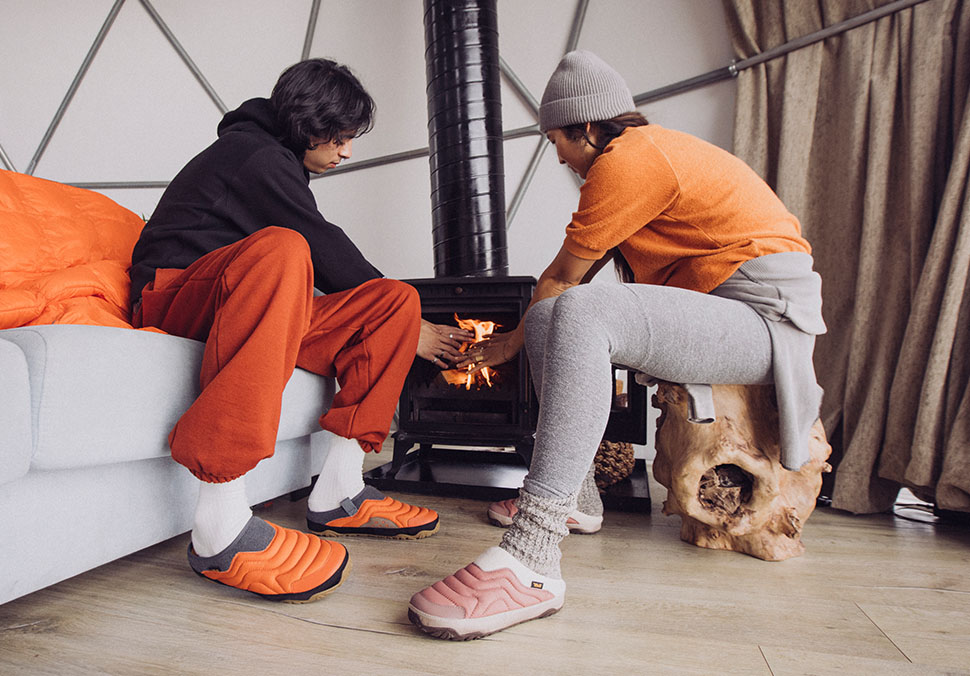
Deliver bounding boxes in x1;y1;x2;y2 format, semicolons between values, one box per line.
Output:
363;276;540;500
395;276;537;450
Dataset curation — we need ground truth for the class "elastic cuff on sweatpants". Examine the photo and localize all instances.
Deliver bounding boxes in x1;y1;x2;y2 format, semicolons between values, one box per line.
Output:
358;439;381;453
189;469;248;484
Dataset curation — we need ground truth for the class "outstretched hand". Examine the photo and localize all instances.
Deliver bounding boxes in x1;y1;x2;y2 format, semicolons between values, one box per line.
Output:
456;331;521;372
417;319;475;370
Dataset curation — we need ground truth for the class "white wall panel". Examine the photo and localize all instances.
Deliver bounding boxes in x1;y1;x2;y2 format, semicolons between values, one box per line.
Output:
310;158;435;280
34;1;222;184
497;0;580;128
581;0;734;93
504;136;582;277
0;0;118;172
148;0;310;111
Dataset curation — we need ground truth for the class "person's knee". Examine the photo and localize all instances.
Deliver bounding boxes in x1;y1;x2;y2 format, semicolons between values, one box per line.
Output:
384;279;420;307
250;226;309;252
525;297;555;328
552;285;605;325
365;278;420;318
548;285;616;346
239;227;311;266
224;228;313;301
524;297;556;353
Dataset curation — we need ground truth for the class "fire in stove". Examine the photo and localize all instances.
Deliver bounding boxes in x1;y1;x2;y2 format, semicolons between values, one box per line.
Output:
440;314;501;389
393;276;537;441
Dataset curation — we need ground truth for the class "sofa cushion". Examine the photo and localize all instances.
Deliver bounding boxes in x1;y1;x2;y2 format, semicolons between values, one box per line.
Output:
0;338;32;485
0;324;334;471
0;170;144;329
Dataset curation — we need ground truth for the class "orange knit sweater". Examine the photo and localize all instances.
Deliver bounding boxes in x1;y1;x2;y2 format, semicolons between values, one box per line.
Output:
563;125;810;293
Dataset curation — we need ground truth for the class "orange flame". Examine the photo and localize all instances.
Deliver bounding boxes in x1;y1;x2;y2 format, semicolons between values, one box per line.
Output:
440;314;500;389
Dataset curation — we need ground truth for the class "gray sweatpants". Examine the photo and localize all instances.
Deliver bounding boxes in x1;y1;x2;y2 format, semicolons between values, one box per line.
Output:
521;281;773;502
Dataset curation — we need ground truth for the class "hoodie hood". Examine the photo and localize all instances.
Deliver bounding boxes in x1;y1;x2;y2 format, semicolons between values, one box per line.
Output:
217;98;280;138
217;97;308;160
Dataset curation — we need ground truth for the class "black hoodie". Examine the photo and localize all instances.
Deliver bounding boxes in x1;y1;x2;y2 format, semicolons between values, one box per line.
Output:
129;98;382;306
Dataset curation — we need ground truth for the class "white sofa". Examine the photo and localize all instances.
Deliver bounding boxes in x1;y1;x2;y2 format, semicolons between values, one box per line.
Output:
0;323;335;605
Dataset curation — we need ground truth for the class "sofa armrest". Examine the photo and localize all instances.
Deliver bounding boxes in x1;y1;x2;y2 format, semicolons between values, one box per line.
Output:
0;338;32;485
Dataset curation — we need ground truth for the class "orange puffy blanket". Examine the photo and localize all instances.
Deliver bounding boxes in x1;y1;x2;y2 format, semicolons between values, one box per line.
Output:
0;170;145;329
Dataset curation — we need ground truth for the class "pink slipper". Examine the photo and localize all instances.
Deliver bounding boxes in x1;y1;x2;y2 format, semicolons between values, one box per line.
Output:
487;497;603;534
408;547;565;640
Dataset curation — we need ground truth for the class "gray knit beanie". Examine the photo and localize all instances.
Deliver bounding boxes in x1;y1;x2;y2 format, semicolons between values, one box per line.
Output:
538;50;635;133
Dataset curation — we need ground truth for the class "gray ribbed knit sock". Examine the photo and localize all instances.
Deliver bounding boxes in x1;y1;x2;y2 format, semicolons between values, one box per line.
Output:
499;489;574;579
575;463;604;517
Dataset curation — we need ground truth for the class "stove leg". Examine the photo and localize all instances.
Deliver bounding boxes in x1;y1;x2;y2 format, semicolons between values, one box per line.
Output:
514;436;534;466
389;433;415;477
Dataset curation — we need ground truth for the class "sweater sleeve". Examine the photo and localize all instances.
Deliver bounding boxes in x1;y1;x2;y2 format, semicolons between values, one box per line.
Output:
233;146;382;293
564;134;680;260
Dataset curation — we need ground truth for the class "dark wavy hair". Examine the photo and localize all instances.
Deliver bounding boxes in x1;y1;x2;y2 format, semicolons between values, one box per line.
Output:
270;58;375;151
560;111;649;150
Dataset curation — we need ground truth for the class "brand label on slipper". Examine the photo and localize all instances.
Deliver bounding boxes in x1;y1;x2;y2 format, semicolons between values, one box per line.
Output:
531;581;544;589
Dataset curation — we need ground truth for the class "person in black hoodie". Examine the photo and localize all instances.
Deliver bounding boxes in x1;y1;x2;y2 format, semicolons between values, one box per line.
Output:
130;58;469;602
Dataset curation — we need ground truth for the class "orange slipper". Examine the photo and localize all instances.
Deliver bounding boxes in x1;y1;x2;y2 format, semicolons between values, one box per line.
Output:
187;517;349;602
307;486;439;539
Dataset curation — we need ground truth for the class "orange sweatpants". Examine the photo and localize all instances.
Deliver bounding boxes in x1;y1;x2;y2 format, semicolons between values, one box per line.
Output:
133;227;421;483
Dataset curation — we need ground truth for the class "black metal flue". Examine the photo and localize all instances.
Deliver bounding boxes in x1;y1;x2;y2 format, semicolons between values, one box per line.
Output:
423;0;508;277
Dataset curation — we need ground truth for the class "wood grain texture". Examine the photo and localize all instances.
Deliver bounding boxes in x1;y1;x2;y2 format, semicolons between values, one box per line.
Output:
1;453;968;675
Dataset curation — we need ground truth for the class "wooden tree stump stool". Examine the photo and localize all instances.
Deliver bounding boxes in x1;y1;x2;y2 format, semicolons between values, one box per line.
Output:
651;382;832;561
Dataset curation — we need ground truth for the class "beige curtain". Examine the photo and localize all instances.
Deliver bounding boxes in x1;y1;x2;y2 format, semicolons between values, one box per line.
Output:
724;0;970;513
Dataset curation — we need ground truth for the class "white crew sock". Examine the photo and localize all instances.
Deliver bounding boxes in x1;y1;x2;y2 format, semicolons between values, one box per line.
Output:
191;475;253;557
307;432;366;513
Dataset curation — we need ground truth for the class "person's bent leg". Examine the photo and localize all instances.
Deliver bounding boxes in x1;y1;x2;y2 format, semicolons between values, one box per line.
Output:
412;283;773;637
523;297;556;398
298;279;438;538
136;228;350;600
297;278;420;452
505;282;772;574
487;297;603;534
138;226;316;482
521;283;772;505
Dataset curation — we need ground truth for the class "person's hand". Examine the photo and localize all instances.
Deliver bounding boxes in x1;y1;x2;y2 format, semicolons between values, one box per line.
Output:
456;331;521;372
417;319;475;369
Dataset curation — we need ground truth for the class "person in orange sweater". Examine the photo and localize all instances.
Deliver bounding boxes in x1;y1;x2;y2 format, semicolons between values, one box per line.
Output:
408;50;825;639
130;58;472;603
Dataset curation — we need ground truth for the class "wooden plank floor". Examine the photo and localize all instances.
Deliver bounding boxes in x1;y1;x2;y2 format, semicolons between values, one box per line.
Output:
1;461;968;675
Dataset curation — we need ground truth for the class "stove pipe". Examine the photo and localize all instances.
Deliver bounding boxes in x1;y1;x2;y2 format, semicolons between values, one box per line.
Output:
423;0;508;277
